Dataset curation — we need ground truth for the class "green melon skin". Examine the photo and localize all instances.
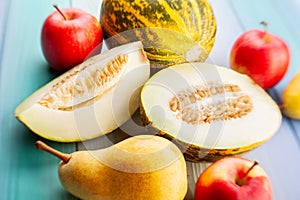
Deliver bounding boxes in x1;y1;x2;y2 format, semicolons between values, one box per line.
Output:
156;132;266;162
100;0;217;68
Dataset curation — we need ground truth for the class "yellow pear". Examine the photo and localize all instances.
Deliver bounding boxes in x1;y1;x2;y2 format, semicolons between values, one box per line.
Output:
282;70;300;119
36;135;187;200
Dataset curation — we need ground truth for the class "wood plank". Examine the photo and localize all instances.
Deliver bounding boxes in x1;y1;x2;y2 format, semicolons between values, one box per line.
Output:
0;0;297;199
0;0;77;199
244;117;300;199
271;0;300;143
71;0;101;18
222;1;300;199
207;0;245;66
230;0;300;92
0;0;9;58
229;0;300;141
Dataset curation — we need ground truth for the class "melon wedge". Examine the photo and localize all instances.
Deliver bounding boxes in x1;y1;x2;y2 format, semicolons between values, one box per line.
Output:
15;42;150;142
140;62;282;162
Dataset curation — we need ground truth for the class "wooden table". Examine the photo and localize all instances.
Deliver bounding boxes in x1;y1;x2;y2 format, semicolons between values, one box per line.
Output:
1;0;300;199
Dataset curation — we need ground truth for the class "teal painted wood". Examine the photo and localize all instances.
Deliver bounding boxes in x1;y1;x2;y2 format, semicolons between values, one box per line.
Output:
229;0;300;141
71;0;101;18
230;0;300;93
271;0;300;147
227;1;300;199
1;0;300;199
0;0;9;59
0;0;77;199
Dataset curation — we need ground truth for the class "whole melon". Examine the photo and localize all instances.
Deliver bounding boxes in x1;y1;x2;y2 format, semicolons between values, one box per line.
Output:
100;0;216;68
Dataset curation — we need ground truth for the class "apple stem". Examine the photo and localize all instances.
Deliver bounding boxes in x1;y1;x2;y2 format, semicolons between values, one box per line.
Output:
260;21;271;43
35;140;71;163
237;161;259;186
53;4;68;21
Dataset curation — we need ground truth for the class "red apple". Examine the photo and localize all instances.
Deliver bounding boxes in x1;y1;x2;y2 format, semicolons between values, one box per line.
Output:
230;22;290;90
41;5;103;72
194;157;272;200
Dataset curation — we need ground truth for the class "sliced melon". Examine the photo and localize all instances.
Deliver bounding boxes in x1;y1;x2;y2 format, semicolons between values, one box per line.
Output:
140;62;281;162
15;41;150;142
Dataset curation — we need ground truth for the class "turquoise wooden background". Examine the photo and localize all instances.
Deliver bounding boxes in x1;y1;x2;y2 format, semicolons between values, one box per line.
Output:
0;1;77;199
1;0;300;199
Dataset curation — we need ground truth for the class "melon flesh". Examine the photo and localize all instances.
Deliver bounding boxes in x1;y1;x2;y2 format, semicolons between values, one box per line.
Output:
15;42;150;142
140;62;282;161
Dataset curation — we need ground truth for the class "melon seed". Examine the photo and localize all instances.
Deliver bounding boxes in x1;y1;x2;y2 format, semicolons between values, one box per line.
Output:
39;54;128;110
169;83;253;124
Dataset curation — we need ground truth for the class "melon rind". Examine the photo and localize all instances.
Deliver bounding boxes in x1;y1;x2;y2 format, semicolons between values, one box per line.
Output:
140;62;282;162
100;0;217;68
15;42;150;142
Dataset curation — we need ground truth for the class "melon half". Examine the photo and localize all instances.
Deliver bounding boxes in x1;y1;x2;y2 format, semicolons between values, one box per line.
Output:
140;62;282;162
15;42;150;142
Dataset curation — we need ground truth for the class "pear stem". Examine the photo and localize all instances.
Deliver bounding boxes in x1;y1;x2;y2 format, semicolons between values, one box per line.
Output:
53;4;68;20
35;141;71;163
260;21;271;43
236;161;259;186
